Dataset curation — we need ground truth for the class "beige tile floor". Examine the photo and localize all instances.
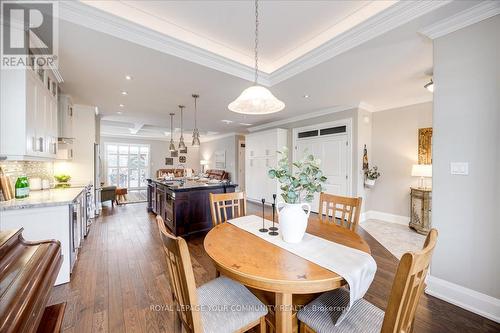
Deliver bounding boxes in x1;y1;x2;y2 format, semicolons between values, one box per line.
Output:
360;219;426;259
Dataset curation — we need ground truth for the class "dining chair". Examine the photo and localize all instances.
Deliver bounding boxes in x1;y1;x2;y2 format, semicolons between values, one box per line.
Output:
318;192;362;233
209;192;247;227
297;229;438;333
156;215;267;333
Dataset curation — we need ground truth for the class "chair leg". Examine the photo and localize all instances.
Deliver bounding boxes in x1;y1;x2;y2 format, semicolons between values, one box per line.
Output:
174;310;182;333
215;269;220;278
260;316;266;333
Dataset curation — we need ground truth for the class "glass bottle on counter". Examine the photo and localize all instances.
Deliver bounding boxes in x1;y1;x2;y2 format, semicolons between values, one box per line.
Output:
15;175;30;199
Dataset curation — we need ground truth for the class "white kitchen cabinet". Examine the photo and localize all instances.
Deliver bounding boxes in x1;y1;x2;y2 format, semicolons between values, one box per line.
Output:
58;94;74;139
0;66;59;160
245;128;287;203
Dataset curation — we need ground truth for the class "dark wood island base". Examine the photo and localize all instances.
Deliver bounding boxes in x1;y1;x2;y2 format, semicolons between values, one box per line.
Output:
147;179;237;237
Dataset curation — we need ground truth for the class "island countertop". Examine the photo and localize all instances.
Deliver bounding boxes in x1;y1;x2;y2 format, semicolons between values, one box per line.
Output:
148;178;237;192
0;187;86;211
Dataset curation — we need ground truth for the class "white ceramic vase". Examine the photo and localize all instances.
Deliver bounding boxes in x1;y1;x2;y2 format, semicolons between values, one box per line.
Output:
365;178;376;187
277;202;311;243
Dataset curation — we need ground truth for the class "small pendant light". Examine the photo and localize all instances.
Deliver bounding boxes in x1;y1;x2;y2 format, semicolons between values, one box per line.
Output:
192;94;201;147
178;105;186;150
228;0;285;115
169;112;176;152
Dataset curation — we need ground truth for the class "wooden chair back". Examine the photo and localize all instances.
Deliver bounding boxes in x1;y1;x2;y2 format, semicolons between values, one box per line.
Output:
318;192;362;232
381;229;438;333
209;192;247;227
156;216;202;333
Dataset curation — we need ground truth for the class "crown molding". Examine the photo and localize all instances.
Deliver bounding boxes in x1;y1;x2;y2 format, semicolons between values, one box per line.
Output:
200;132;245;143
247;105;355;132
419;0;500;39
59;1;271;86
268;0;452;85
370;95;433;112
358;102;376;113
60;1;452;86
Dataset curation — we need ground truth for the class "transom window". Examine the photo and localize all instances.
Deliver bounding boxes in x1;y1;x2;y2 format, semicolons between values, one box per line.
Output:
105;143;150;189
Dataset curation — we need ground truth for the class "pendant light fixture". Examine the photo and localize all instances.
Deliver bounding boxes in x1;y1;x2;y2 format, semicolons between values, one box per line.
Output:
228;0;284;115
169;112;176;152
178;105;186;150
191;94;201;147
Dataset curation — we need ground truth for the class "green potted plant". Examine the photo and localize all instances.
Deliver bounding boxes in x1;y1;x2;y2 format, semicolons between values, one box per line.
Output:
364;166;380;187
268;148;327;243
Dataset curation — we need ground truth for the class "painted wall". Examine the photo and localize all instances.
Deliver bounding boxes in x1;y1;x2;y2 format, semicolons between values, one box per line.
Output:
54;104;95;186
367;102;432;217
199;134;242;183
100;136;200;181
429;15;500;313
250;107;360;196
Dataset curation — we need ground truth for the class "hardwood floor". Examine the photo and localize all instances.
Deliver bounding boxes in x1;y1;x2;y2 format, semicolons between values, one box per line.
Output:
49;202;500;332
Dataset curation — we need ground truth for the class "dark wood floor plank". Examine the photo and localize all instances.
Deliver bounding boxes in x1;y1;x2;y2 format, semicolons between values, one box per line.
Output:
48;202;500;333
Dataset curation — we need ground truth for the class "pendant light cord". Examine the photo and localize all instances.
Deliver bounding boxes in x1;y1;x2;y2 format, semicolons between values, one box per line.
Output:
194;96;198;128
254;0;259;85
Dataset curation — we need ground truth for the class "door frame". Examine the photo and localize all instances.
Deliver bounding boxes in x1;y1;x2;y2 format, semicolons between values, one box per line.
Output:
292;118;353;196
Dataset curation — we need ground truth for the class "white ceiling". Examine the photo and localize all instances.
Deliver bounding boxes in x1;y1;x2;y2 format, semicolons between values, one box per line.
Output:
81;0;395;73
56;0;484;140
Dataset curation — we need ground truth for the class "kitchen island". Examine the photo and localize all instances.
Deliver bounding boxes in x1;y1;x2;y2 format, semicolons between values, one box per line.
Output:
147;179;237;237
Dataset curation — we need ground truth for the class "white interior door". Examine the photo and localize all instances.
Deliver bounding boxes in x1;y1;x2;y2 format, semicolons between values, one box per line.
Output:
295;134;349;213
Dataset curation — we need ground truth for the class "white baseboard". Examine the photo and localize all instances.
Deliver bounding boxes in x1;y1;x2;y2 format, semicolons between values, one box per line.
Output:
426;275;500;323
361;210;409;226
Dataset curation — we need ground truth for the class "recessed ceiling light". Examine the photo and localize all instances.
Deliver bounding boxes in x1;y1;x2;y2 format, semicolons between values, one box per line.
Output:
117;111;123;115
119;104;125;107
303;94;310;98
125;75;132;80
121;91;128;95
221;119;233;124
239;123;253;126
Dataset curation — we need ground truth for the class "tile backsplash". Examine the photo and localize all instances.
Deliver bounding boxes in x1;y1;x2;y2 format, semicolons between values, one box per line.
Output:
0;161;54;184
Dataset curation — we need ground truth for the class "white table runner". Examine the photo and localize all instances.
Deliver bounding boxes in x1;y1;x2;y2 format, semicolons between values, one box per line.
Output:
229;215;377;325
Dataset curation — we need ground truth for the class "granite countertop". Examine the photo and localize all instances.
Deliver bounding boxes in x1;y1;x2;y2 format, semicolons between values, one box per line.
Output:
0;187;86;211
149;179;237;192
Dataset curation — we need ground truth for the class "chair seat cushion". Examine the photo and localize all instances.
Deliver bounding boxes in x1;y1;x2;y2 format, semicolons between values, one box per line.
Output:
197;276;268;333
297;288;384;333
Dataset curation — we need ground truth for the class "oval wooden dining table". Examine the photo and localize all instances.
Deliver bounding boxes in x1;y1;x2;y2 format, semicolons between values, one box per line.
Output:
204;215;371;333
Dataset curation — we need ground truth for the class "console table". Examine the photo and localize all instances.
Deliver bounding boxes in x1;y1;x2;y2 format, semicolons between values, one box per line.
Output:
409;187;432;235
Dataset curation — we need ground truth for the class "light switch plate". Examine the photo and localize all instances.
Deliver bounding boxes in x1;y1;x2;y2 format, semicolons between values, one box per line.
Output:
450;162;469;175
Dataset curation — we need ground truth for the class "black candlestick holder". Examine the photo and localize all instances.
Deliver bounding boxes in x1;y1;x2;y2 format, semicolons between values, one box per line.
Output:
259;198;268;232
269;194;278;232
269;203;279;236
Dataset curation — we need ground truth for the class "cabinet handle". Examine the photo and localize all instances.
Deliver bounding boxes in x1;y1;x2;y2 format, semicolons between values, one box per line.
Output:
39;137;44;152
70;149;73;159
68;106;73;117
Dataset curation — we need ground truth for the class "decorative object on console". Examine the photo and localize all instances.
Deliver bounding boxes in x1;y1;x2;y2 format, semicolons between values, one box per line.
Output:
170;150;178;158
177;105;187;150
179;155;186;163
179;147;188;154
418;127;433;164
410;187;432;235
364;166;380;187
268;148;326;243
411;164;432;189
259;198;268;233
191;94;201;147
165;157;174;166
228;0;285;115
